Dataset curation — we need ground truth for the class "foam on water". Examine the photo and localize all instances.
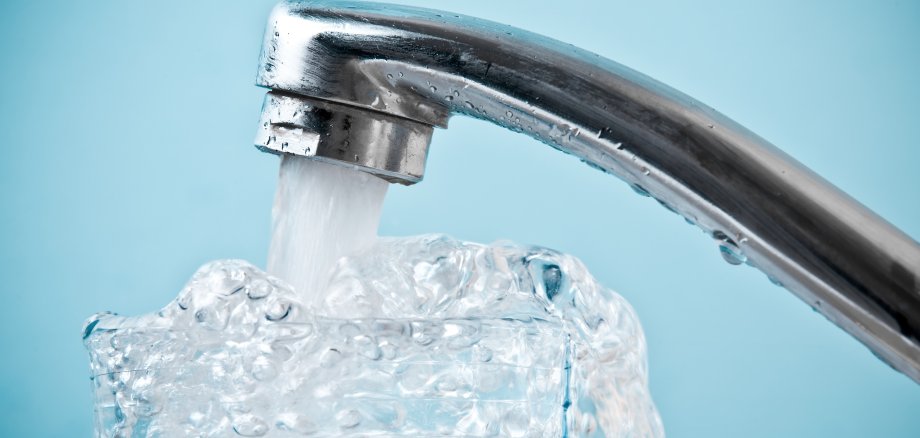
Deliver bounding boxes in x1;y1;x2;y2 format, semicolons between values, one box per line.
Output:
84;157;663;437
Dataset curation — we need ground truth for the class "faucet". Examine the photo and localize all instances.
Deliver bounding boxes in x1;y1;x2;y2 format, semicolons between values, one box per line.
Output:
253;0;920;383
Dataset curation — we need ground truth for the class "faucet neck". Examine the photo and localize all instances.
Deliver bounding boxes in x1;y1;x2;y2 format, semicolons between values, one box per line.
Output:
254;0;920;383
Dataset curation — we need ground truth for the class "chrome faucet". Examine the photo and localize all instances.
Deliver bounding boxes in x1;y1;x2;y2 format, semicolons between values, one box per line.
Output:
254;0;920;383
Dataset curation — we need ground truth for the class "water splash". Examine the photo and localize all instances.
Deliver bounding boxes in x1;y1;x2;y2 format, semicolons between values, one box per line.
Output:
85;235;663;437
85;154;661;436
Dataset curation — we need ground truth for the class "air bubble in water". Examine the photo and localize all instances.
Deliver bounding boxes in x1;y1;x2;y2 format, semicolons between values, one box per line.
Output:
232;414;268;437
336;409;361;429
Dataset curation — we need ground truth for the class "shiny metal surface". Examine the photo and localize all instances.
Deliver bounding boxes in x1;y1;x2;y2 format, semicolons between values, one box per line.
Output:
256;91;432;184
254;0;920;382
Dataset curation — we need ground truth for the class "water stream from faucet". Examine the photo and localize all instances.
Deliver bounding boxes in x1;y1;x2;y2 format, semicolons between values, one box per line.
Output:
267;156;388;307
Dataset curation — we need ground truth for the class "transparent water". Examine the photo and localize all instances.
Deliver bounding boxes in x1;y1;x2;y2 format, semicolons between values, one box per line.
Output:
84;158;663;437
267;156;389;307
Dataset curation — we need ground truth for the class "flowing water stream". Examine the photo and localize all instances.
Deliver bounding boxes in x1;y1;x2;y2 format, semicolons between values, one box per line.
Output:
267;156;388;307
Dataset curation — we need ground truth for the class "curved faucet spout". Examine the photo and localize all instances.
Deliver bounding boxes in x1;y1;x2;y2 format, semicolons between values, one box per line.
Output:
254;0;920;383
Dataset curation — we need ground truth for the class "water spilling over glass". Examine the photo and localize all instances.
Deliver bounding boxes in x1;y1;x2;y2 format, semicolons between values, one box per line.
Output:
84;235;663;436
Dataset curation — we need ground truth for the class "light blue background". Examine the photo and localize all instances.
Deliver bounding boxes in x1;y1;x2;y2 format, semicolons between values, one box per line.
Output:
1;1;917;436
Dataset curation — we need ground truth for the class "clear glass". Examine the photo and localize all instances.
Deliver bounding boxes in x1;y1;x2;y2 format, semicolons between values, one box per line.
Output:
84;235;663;437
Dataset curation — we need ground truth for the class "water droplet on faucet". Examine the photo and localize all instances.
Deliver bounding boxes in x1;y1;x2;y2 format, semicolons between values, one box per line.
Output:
712;231;747;265
630;184;651;197
768;275;784;288
718;244;746;265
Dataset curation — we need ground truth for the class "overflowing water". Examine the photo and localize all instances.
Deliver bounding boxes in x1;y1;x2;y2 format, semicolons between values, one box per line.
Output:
84;157;663;437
